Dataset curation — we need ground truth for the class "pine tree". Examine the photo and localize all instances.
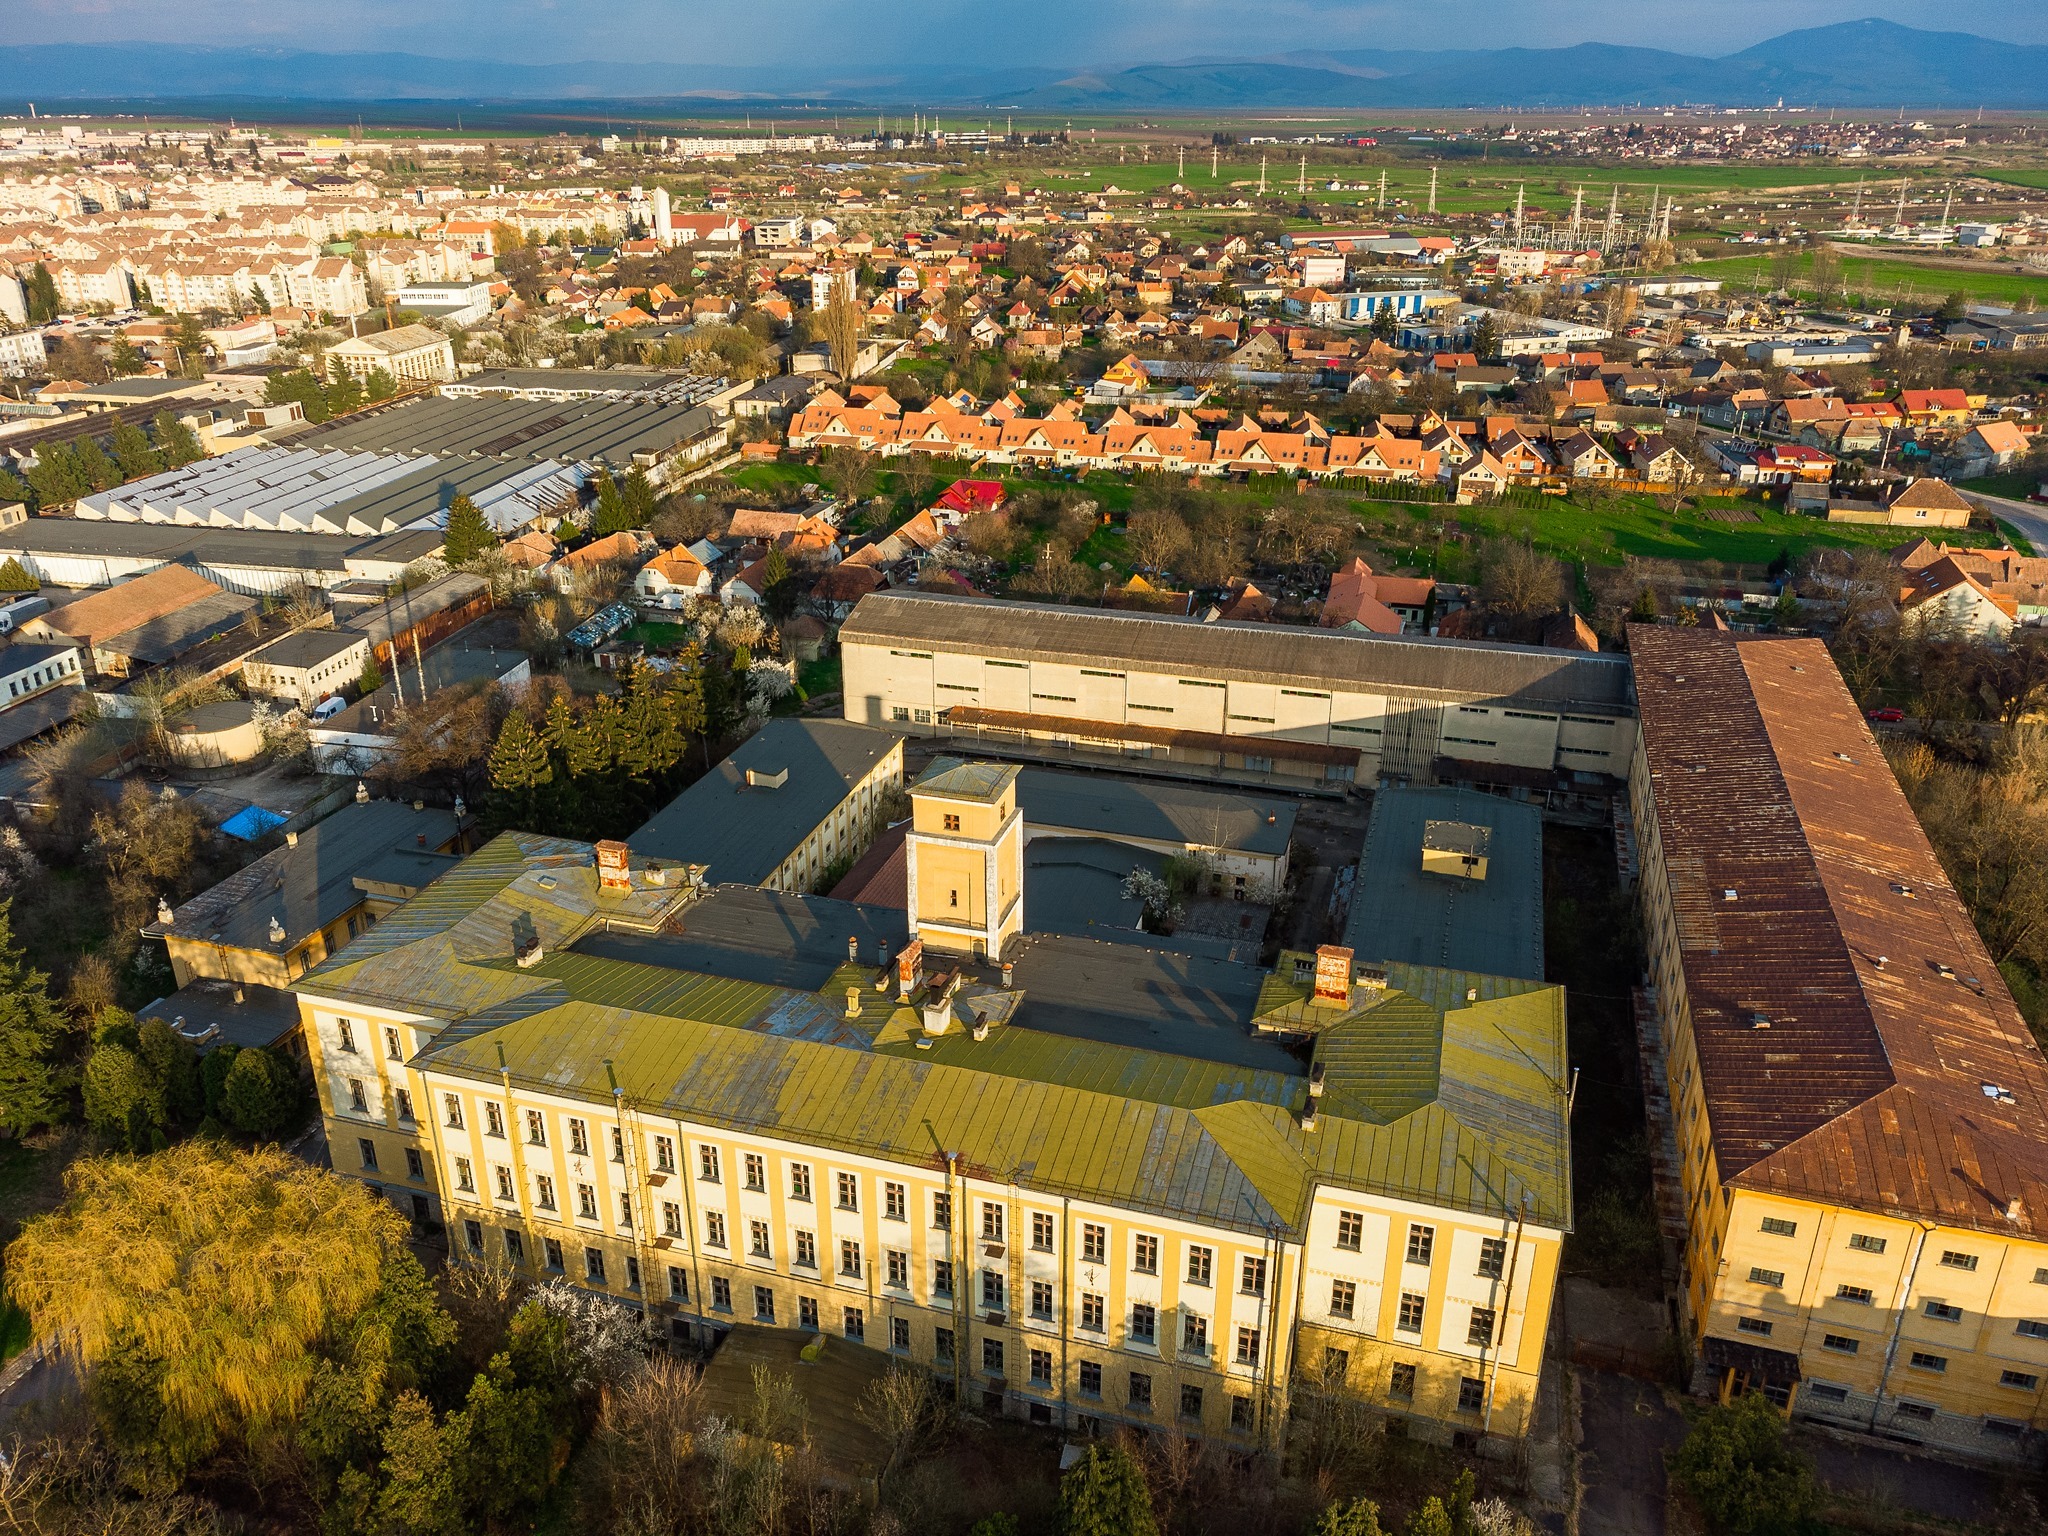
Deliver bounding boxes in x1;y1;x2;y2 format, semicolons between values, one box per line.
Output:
151;411;204;467
73;436;120;493
618;662;684;789
26;442;89;506
110;419;163;481
0;901;78;1136
25;264;59;325
487;712;554;832
442;494;497;566
589;472;633;538
0;559;37;594
1057;1444;1158;1536
0;469;33;512
173;315;208;380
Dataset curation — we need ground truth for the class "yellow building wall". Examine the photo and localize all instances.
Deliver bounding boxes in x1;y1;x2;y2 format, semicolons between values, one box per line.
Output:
296;987;1560;1450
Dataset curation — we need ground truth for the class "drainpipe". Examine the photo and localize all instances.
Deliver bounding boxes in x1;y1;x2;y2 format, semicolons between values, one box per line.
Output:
675;1114;709;1346
605;1060;655;1340
946;1153;965;1405
1059;1195;1073;1433
1482;1193;1530;1438
1869;1221;1935;1433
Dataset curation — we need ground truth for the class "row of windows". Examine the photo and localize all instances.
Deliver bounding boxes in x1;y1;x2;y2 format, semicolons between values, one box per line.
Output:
1758;1216;2039;1283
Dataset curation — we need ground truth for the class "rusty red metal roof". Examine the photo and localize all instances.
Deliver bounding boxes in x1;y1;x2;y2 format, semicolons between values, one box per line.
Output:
1631;626;2048;1238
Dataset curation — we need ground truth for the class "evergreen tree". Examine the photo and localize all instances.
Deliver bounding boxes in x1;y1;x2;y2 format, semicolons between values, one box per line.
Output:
374;1391;465;1536
151;410;205;467
0;469;33;512
487;711;554;831
448;1354;559;1524
363;366;398;402
173;314;208;380
666;646;709;742
1471;312;1501;361
222;1046;300;1141
1403;1500;1454;1536
1310;1498;1385;1536
0;558;37;593
106;336;146;377
359;652;384;694
26;442;89;506
24;264;59;325
1057;1444;1158;1536
110;419;163;480
442;494;497;566
1370;303;1398;343
73;436;120;493
0;900;74;1136
325;370;365;418
589;472;633;538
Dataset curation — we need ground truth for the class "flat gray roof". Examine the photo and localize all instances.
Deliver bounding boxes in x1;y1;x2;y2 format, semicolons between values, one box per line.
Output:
159;798;463;953
1340;785;1544;981
842;591;1634;714
140;978;300;1053
627;718;903;884
248;629;365;668
1017;766;1295;857
575;885;907;990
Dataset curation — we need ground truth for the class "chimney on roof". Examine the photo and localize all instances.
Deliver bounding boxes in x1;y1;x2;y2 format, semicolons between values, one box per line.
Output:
286;830;298;849
845;986;861;1021
1309;1061;1326;1100
745;766;789;790
268;914;285;946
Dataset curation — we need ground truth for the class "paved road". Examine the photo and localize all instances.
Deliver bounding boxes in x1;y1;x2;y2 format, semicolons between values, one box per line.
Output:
1578;1370;1687;1536
1958;487;2048;552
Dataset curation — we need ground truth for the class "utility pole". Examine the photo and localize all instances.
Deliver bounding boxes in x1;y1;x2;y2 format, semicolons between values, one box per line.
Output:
1428;164;1438;215
1850;177;1862;229
1297;154;1306;197
1377;168;1386;211
1178;144;1184;179
1211;146;1219;178
1514;182;1525;243
1941;185;1954;238
1895;178;1907;231
1259;155;1267;197
1571;185;1584;243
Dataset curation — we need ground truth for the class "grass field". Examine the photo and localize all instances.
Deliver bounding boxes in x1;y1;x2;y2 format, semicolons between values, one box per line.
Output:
733;457;1997;577
1676;248;2048;306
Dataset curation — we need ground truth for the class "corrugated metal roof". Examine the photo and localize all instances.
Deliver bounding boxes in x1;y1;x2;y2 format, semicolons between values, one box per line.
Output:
1631;627;2048;1237
296;832;1571;1236
843;591;1634;711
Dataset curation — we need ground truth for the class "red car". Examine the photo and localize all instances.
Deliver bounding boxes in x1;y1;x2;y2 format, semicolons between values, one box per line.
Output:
1866;707;1905;723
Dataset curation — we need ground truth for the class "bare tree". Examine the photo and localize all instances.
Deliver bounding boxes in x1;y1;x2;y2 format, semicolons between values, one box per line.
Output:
1479;538;1566;617
1125;507;1191;574
819;447;879;505
586;1355;705;1533
854;1364;946;1490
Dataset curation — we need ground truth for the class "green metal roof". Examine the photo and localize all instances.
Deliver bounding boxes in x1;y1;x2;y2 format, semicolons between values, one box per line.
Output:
295;834;1571;1235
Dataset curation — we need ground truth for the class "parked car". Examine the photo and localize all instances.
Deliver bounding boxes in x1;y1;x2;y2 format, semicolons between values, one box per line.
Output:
1865;706;1905;723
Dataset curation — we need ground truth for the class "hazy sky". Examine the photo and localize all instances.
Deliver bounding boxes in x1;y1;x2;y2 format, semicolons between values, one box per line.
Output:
16;0;2048;68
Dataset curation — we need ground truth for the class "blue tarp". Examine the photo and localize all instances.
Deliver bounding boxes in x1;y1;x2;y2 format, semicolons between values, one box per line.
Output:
220;804;287;841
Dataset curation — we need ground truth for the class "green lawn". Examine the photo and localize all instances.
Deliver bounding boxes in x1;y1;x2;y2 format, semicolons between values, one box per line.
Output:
1958;472;2039;502
625;620;695;650
1675;249;2048;307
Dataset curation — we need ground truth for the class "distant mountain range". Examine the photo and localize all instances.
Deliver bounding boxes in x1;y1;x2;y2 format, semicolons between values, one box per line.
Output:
3;21;2045;111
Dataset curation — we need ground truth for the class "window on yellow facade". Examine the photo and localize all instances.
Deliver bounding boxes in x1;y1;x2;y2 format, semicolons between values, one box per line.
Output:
533;1175;557;1209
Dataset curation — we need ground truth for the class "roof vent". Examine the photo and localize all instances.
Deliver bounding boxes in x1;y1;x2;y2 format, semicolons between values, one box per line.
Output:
1300;1103;1319;1133
286;829;299;848
1309;1061;1326;1099
268;914;285;945
2006;1197;2027;1223
745;766;789;790
1891;883;1914;897
1751;1013;1771;1029
1982;1082;2018;1105
1834;753;1854;763
1935;962;1957;981
1723;888;1738;902
157;895;173;925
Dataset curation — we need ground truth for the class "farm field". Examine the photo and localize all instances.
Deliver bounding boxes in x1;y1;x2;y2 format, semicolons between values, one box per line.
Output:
1675;247;2048;305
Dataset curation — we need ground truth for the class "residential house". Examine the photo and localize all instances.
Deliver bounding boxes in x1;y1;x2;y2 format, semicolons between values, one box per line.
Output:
1321;558;1434;635
634;546;713;609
